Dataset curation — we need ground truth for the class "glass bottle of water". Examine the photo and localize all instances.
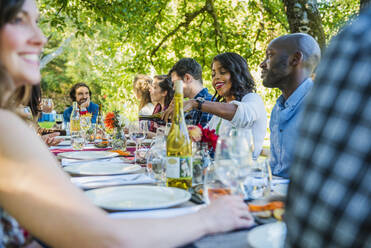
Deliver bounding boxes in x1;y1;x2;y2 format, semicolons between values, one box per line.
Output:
70;102;84;150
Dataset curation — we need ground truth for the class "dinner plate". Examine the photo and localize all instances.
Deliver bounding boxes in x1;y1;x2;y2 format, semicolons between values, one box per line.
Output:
247;222;286;248
63;162;142;176
85;185;191;210
58;151;118;160
56;135;70;140
127;139;152;146
58;140;71;146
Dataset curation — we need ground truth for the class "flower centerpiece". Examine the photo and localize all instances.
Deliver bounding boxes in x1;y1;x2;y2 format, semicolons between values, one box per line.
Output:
104;111;126;150
188;124;218;151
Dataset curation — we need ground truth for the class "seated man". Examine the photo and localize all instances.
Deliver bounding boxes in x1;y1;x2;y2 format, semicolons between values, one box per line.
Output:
260;33;321;178
63;83;99;124
168;58;213;127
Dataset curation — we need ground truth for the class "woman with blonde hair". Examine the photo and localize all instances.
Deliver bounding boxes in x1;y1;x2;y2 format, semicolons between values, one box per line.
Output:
0;0;254;247
133;74;154;115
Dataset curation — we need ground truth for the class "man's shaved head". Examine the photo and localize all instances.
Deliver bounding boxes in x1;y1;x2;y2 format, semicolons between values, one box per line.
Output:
270;33;321;73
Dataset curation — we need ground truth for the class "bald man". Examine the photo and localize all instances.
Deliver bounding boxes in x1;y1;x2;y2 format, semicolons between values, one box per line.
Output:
260;33;321;178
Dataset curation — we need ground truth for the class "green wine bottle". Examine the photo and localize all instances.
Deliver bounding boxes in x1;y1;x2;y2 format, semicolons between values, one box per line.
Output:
166;80;192;190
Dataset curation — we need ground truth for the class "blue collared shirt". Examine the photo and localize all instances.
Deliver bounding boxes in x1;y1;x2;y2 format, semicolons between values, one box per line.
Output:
185;88;213;127
269;78;313;178
63;101;99;124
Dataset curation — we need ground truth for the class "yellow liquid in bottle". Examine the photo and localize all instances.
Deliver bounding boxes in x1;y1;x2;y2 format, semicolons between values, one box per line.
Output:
166;80;192;190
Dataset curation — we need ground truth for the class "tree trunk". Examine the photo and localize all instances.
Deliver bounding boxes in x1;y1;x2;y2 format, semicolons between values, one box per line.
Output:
360;0;371;11
283;0;326;52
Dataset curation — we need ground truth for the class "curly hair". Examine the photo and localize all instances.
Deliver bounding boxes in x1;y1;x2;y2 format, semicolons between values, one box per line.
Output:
133;75;153;109
154;75;174;108
211;52;256;102
69;82;92;102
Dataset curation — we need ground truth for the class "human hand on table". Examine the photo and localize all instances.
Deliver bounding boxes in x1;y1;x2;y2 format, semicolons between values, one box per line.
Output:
41;132;63;147
198;195;255;234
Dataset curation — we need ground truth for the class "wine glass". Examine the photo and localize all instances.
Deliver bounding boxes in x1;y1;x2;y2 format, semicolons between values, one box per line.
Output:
244;157;273;199
71;130;85;150
41;98;54;113
203;160;231;204
146;135;166;185
214;131;254;197
55;114;63;129
129;121;146;164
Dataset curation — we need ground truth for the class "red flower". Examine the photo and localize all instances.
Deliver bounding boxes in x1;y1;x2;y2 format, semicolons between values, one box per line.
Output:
104;112;115;129
197;124;218;150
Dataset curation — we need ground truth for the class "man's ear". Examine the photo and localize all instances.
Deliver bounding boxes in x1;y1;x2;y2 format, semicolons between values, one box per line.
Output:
289;51;303;67
183;73;193;84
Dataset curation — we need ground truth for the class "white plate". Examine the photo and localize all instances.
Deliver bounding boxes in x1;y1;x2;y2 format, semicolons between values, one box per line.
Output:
71;174;154;189
58;140;71;146
247;222;286;248
127;139;152;145
110;205;204;219
58;151;118;160
64;162;142;176
56;135;70;140
85;185;191;210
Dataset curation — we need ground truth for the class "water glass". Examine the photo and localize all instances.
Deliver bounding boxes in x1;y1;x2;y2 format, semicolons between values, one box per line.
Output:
244;158;272;200
214;132;254;196
146;136;166;185
71;131;85;150
86;124;96;143
129;121;147;164
203;161;231;204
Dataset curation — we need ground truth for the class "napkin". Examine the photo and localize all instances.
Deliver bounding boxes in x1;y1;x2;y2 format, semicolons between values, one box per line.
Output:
51;147;112;156
61;157;125;167
71;174;155;189
109;205;205;219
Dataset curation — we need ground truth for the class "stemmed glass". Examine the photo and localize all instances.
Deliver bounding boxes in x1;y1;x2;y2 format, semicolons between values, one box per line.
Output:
129;121;147;164
41;98;54;113
55;114;63;129
213;129;254;197
146;135;166;185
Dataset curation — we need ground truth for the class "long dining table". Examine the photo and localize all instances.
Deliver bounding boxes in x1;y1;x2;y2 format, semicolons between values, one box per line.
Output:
51;138;287;248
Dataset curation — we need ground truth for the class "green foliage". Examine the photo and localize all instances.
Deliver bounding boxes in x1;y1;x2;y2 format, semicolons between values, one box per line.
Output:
37;0;358;119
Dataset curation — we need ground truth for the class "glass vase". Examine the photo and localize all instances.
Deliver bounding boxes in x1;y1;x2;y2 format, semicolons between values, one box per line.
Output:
111;127;126;150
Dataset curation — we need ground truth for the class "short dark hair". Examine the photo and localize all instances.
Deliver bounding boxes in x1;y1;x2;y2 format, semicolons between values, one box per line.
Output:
168;58;203;84
212;52;256;102
69;83;92;102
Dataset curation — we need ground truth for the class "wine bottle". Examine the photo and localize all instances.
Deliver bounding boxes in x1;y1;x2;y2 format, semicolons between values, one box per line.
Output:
70;101;81;132
139;113;168;125
166;80;192;190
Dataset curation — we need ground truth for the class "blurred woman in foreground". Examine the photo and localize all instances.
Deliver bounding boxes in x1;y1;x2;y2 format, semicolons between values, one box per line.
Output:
0;0;254;247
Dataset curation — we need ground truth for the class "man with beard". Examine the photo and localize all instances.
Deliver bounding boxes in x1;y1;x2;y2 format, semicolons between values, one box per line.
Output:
63;83;99;124
260;33;321;178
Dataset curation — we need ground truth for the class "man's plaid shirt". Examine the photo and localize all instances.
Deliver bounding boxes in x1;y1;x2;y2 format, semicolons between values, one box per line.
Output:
185;88;213;127
285;8;371;248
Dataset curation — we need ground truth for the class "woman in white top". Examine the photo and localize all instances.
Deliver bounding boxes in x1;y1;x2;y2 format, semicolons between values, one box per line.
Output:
0;1;254;247
182;52;267;158
133;74;154;115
